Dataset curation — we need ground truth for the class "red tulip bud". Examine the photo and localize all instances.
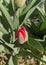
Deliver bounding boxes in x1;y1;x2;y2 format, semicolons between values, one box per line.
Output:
15;26;28;44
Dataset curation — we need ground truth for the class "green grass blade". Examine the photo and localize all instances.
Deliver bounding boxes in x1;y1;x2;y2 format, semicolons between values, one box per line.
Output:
23;6;36;22
0;3;14;30
11;0;15;12
28;38;44;53
13;55;18;65
0;23;8;34
8;56;14;65
40;20;46;31
13;9;19;30
19;6;36;29
21;0;37;16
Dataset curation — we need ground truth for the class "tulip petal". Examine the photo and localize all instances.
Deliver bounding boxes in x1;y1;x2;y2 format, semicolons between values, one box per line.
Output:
18;32;25;44
24;30;28;42
19;30;25;39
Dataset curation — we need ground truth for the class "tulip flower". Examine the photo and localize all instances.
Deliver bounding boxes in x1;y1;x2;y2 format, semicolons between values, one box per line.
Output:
15;0;26;7
15;26;28;44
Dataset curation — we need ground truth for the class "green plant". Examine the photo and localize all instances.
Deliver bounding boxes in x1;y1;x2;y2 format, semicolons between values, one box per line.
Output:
0;0;46;65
